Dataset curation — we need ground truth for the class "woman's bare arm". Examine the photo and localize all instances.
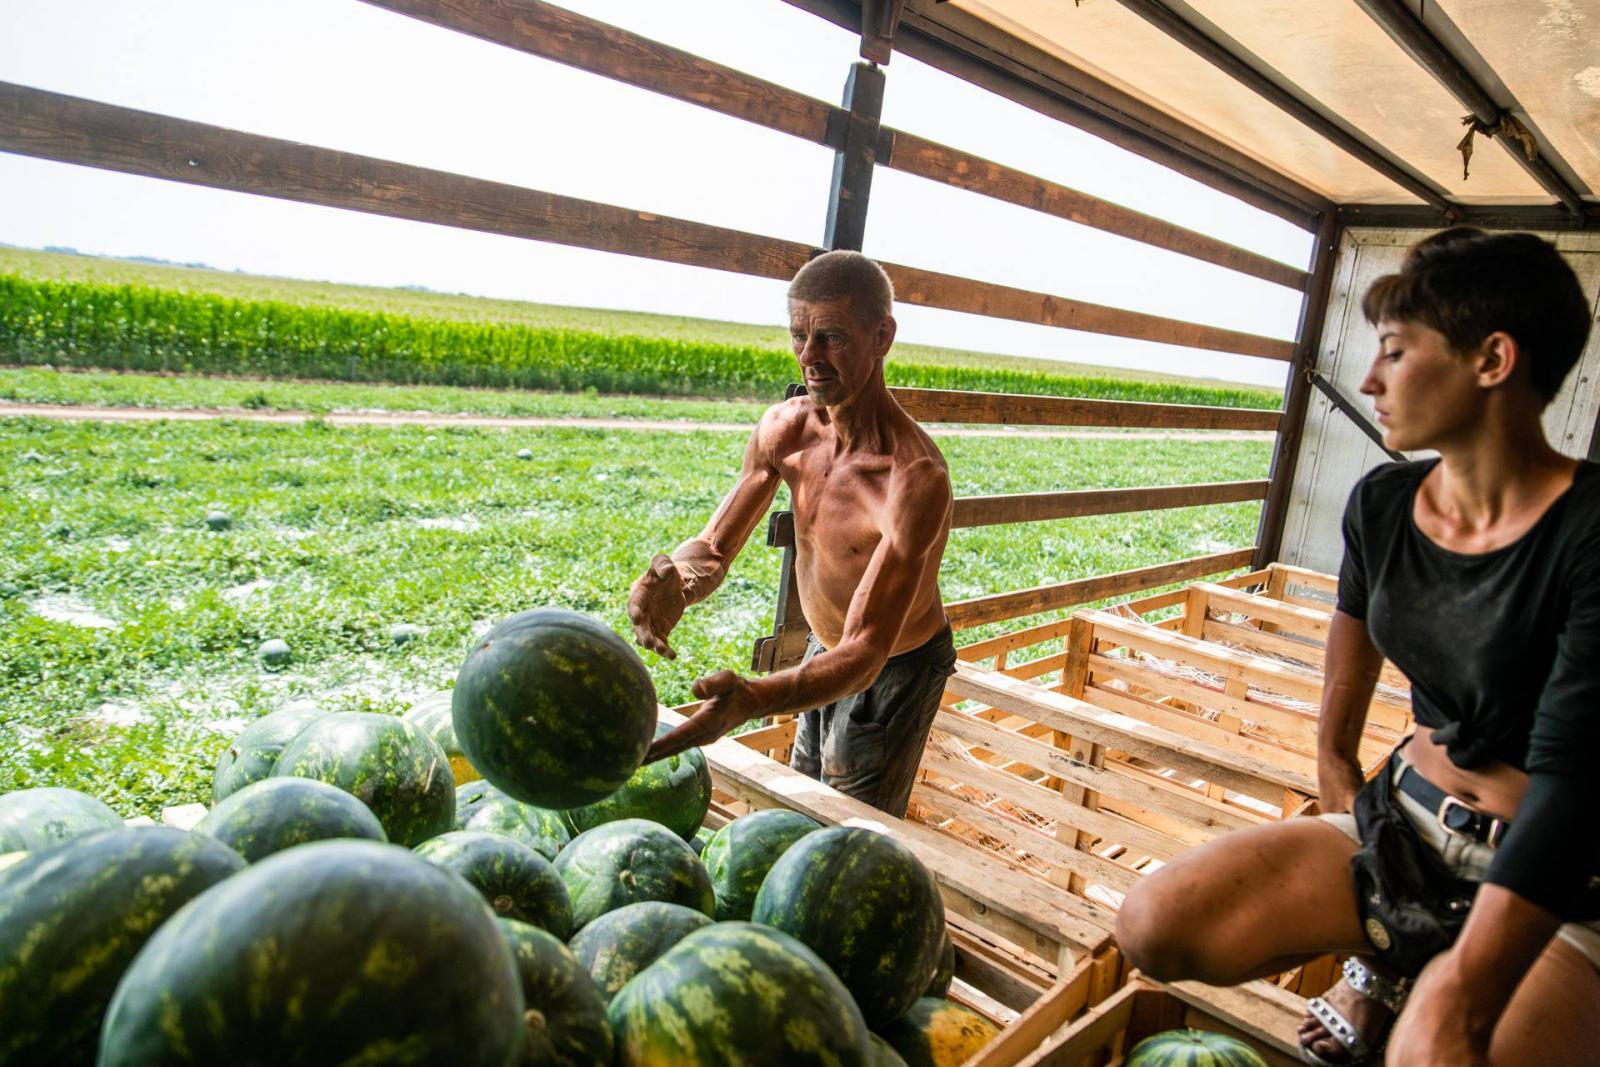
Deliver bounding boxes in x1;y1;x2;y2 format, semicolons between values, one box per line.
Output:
1317;609;1385;812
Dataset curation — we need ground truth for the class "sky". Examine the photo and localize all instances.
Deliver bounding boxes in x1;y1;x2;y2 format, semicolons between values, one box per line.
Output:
0;0;1313;388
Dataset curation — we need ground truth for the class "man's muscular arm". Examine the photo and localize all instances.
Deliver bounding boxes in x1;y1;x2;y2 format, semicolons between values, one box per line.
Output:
647;456;952;762
627;406;787;659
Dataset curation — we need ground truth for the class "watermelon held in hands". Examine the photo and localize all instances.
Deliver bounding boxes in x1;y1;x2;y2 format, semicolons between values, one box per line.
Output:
563;723;711;841
0;827;246;1067
211;699;328;804
194;776;387;863
451;608;657;809
96;840;524;1067
0;786;123;853
875;997;999;1067
751;826;946;1027
701;807;821;921
415;831;574;939
272;711;455;847
404;689;480;785
608;921;871;1067
565;900;713;1003
554;818;714;931
498;918;614;1067
1124;1028;1269;1066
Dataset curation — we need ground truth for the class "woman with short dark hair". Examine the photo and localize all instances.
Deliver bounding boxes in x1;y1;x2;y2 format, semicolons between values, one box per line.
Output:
1114;228;1600;1065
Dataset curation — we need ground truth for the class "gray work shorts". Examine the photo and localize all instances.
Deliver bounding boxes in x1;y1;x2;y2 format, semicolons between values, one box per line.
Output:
790;624;957;817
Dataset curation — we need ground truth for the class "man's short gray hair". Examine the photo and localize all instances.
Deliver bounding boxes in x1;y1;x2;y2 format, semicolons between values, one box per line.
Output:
787;250;894;325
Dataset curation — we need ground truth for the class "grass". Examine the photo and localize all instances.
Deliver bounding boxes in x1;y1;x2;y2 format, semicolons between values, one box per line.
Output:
0;378;1270;819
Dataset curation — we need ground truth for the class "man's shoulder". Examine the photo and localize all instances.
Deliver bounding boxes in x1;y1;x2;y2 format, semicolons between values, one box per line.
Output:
754;397;818;450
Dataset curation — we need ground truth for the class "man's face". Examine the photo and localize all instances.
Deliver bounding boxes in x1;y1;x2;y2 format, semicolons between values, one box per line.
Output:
788;296;894;407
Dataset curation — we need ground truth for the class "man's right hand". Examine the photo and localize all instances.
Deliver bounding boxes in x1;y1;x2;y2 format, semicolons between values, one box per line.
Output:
627;554;687;660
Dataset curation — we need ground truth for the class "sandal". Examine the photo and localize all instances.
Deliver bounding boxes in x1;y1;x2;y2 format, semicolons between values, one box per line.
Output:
1298;958;1409;1066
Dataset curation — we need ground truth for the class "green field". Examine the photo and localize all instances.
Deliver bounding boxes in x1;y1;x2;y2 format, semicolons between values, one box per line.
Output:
0;374;1269;818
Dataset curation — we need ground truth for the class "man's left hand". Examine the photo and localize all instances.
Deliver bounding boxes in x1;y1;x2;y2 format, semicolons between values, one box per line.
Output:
644;670;763;764
1386;951;1490;1066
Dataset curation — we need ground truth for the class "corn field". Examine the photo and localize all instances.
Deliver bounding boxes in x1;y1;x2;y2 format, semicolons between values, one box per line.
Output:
0;276;1280;408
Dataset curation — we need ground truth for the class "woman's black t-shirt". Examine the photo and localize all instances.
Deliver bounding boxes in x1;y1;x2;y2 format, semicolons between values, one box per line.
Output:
1337;459;1600;919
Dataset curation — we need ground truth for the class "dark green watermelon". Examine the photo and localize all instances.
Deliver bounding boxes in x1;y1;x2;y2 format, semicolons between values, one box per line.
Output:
554;818;713;931
272;711;455;847
870;1033;911;1067
1125;1028;1270;1066
876;997;999;1067
751;826;945;1026
0;827;246;1067
194;776;388;862
701;808;821;921
691;825;714;856
565;900;713;1002
415;831;574;939
0;786;123;853
499;918;614;1067
609;921;871;1066
452;609;657;809
462;789;572;862
97;840;523;1067
926;930;956;998
456;778;498;827
563;724;711;841
404;689;480;785
210;699;327;804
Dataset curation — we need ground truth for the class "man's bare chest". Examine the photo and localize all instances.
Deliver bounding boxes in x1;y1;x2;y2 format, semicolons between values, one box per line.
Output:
780;453;890;563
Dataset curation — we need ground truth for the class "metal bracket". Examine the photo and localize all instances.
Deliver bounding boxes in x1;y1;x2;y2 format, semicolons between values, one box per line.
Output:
1307;368;1405;462
750;509;811;673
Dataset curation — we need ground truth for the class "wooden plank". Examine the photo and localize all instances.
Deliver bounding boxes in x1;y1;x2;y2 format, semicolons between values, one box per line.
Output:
885;130;1307;290
890;388;1280;431
957;619;1075;665
1190;582;1331;642
1165;979;1309;1058
1085;653;1321;750
732;719;798;753
946;549;1255;631
961;958;1107;1067
1123;568;1269;616
1267;562;1339;595
952;480;1268;529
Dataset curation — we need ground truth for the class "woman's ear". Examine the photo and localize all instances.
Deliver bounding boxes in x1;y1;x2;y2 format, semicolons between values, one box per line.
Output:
1473;330;1521;391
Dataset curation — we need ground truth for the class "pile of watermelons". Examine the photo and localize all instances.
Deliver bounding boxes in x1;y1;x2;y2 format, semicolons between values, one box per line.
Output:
0;607;1001;1067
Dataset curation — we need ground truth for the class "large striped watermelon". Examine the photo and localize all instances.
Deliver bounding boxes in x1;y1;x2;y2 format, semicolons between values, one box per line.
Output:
1125;1029;1269;1066
272;711;455;846
876;997;999;1067
0;786;122;853
563;724;711;840
554;818;714;931
0;827;246;1067
499;918;614;1067
926;931;956;998
415;830;574;939
701;807;820;920
404;689;481;785
752;826;946;1026
210;699;327;804
609;921;871;1066
461;787;572;862
452;609;657;809
194;776;388;862
565;900;713;1002
97;840;524;1067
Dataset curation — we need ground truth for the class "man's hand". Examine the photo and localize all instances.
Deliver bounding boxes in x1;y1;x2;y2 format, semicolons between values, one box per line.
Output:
645;670;761;763
627;554;687;660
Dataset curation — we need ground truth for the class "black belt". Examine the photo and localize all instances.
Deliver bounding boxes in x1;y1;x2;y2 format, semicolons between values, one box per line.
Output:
1396;763;1511;847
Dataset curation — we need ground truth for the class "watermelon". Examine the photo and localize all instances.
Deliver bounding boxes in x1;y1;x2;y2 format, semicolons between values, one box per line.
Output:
452;608;657;809
259;637;292;668
499;918;614;1066
870;1033;911;1067
702;807;821;921
404;689;480;785
609;921;870;1066
97;840;523;1067
464;788;572;862
1125;1028;1269;1066
691;825;714;856
926;931;955;998
0;786;122;853
752;826;945;1026
563;724;711;840
415;830;574;939
272;711;455;847
456;778;498;826
565;900;713;1002
876;997;999;1067
195;776;387;862
205;509;232;531
210;699;327;804
554;818;714;931
0;827;245;1067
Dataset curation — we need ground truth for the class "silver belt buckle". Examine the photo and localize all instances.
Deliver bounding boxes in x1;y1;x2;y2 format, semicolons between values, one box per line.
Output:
1436;795;1506;847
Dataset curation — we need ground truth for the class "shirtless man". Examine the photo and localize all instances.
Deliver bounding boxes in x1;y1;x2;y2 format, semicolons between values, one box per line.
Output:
626;250;955;816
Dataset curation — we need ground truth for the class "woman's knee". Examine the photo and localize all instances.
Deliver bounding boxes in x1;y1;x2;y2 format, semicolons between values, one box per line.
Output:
1116;872;1206;981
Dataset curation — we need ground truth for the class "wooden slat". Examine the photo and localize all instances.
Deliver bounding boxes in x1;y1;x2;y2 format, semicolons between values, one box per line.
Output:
958;619;1075;665
885;130;1308;290
1267;562;1340;595
1123;568;1269;616
1085;653;1321;750
946;549;1255;631
890;388;1280;431
953;481;1267;529
1191;582;1331;642
1201;618;1411;693
961;958;1108;1067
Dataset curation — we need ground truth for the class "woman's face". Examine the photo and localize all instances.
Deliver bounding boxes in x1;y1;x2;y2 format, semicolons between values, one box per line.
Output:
1359;318;1487;453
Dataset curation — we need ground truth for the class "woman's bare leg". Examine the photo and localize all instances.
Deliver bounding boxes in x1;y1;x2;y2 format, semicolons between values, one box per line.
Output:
1481;937;1600;1066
